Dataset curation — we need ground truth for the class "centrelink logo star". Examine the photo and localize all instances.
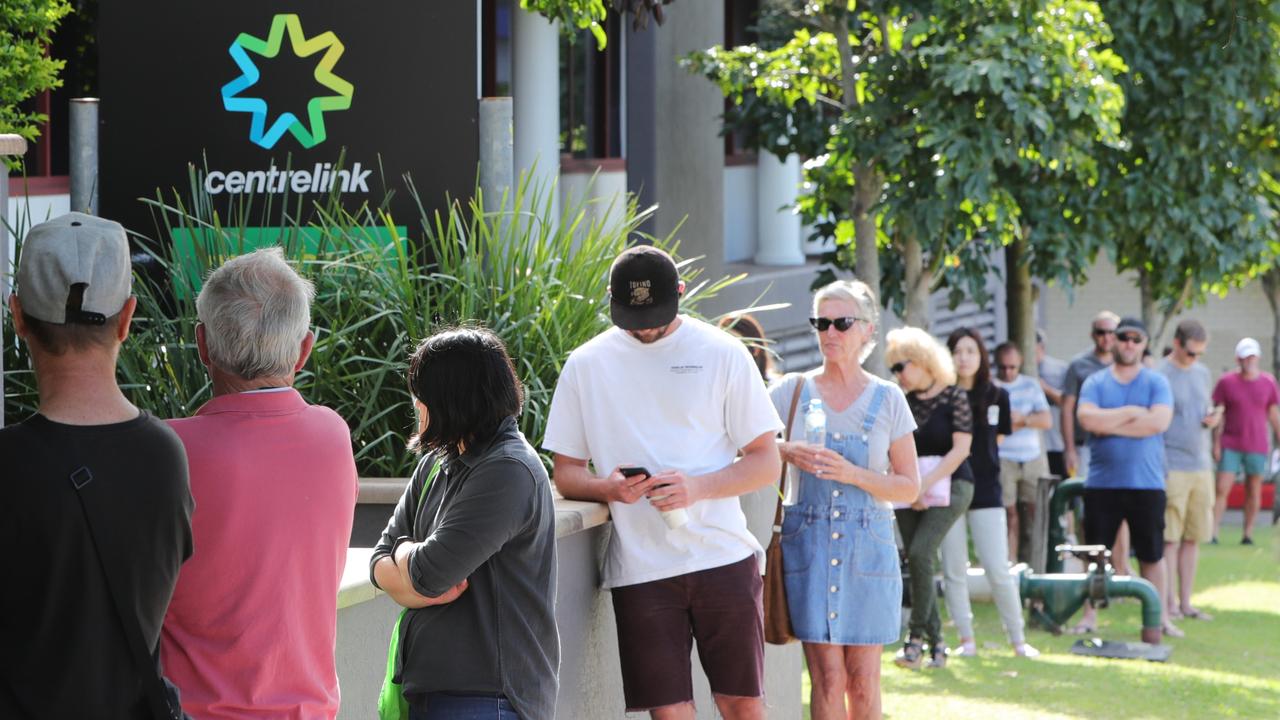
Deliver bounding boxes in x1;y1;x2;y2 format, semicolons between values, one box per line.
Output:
221;14;353;150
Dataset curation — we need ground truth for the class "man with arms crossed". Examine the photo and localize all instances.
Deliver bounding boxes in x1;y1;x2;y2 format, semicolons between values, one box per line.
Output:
1;213;193;717
1072;317;1175;640
161;249;358;719
1210;337;1280;545
544;246;782;719
1156;320;1219;623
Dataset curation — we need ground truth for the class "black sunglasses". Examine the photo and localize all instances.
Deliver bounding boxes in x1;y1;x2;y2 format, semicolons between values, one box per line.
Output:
996;364;1019;371
1185;350;1200;358
890;360;911;374
810;316;861;332
1116;333;1145;344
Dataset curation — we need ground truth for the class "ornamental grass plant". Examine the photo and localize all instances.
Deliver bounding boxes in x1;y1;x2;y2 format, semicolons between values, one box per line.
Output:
3;169;751;477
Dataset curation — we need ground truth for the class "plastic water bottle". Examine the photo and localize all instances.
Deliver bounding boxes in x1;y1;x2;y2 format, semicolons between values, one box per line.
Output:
804;399;827;448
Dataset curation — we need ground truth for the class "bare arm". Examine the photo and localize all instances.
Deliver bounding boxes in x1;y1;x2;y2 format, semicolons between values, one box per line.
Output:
648;431;782;511
1077;402;1142;434
1014;409;1053;431
1061;394;1078;448
552;454;662;504
805;433;921;504
1269;405;1280;445
1107;405;1174;438
1041;378;1063;406
921;431;972;493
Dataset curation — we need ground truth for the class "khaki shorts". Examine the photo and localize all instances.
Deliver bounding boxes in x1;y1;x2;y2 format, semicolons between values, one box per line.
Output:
1165;469;1215;543
1000;455;1049;506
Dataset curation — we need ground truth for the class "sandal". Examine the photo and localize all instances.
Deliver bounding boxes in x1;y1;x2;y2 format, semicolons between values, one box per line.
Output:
894;638;924;670
1181;607;1214;621
926;641;949;669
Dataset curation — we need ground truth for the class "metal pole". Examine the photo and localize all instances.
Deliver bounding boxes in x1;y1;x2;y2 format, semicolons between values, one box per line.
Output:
69;98;100;215
1;133;30;428
478;97;514;214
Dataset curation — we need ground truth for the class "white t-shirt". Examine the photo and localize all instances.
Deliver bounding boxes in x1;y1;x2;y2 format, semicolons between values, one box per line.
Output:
543;316;784;588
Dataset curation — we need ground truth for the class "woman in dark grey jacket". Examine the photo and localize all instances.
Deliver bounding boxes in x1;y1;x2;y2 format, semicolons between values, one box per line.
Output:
371;327;559;720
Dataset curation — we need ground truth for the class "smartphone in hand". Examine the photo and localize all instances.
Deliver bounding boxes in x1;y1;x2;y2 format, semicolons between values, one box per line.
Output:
619;466;651;479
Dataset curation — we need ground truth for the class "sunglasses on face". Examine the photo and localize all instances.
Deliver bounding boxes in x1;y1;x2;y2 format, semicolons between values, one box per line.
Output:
1185;350;1200;358
996;364;1019;371
810;316;861;332
1092;327;1115;337
890;360;911;375
1116;333;1145;344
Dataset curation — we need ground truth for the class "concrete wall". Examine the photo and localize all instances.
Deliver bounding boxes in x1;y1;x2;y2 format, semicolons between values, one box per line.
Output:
338;498;803;720
724;164;758;263
1039;255;1274;378
560;167;629;234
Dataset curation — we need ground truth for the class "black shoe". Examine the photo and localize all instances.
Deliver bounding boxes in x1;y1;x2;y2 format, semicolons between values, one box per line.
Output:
1242;536;1254;545
1210;536;1219;545
894;639;924;670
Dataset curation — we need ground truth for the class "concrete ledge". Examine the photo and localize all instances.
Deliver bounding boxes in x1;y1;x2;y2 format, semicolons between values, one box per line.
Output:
342;490;612;610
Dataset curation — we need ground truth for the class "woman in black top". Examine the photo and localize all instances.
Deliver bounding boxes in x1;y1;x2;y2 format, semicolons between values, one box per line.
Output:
371;328;559;720
941;328;1039;659
884;326;974;669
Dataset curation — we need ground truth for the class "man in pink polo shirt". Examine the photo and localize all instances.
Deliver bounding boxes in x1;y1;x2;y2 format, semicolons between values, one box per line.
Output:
1211;337;1280;545
161;248;358;719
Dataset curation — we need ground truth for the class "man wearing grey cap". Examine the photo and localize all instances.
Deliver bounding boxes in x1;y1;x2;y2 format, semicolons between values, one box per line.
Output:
1;213;193;717
544;245;783;719
1210;337;1280;544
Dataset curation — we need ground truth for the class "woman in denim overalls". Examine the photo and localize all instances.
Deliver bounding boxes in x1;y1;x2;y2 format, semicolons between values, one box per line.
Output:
771;281;921;720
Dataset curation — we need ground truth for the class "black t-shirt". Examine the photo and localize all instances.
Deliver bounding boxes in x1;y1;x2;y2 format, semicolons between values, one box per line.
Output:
966;384;1013;509
0;412;193;719
907;384;975;482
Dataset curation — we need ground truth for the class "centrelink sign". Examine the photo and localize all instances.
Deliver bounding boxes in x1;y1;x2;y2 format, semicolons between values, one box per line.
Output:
100;2;478;237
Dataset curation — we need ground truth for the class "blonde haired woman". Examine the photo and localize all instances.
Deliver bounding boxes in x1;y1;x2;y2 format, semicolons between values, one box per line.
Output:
885;327;974;670
769;281;920;719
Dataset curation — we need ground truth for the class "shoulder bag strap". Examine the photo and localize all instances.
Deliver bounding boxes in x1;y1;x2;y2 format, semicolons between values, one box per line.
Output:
68;466;183;720
774;375;807;532
411;458;443;538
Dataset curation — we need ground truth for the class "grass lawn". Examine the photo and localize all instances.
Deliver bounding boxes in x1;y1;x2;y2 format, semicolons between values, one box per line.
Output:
802;522;1279;719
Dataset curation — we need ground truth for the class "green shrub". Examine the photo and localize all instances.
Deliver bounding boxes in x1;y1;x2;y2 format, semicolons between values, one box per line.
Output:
3;171;748;476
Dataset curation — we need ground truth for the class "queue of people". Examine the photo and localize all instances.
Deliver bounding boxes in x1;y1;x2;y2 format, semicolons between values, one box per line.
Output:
5;211;1274;720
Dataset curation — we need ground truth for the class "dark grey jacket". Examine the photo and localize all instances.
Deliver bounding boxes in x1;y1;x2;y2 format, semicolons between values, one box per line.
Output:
371;417;559;720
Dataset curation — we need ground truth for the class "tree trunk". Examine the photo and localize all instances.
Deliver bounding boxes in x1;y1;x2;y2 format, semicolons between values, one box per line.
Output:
903;232;930;328
834;13;886;371
1005;233;1037;377
1263;268;1280;378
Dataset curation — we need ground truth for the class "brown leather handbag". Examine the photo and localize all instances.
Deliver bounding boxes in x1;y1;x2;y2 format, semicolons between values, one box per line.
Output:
764;376;805;645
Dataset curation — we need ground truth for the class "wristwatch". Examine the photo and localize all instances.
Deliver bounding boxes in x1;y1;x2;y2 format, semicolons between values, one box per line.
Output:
390;535;416;560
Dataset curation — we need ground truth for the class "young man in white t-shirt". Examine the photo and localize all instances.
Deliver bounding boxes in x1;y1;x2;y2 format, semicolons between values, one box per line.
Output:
544;246;783;720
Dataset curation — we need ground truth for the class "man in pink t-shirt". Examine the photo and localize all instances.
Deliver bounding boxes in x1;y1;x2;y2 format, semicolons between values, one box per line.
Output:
161;249;358;719
1210;337;1280;544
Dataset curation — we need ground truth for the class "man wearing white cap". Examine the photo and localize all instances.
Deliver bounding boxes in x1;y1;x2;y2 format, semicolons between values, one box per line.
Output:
1210;337;1280;544
1;212;193;717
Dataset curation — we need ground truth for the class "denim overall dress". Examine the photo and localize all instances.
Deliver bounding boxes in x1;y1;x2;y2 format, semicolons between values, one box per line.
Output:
780;379;903;645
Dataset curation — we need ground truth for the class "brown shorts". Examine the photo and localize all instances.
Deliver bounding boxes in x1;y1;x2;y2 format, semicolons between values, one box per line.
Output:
610;554;764;712
1165;470;1214;543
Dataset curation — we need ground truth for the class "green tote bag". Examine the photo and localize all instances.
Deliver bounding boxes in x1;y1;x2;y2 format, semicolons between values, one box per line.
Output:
377;460;441;720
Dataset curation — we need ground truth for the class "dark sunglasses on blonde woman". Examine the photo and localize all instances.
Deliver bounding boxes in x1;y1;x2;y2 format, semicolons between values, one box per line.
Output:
809;316;861;332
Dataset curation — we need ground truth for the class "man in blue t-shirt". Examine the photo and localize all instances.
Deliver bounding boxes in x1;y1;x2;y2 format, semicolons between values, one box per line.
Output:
1072;317;1175;641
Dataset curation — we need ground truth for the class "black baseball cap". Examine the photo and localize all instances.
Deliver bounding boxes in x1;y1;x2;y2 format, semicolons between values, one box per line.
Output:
609;245;680;330
1115;317;1148;338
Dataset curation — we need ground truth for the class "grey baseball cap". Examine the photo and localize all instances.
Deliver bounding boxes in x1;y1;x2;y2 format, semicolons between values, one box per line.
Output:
16;212;132;325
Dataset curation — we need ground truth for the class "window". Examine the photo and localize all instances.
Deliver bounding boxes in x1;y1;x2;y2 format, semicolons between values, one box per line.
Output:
480;0;513;98
723;0;760;161
560;12;623;160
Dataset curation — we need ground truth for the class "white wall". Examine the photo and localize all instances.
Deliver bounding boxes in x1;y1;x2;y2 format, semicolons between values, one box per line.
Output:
723;164;758;263
559;168;628;234
1039;255;1274;377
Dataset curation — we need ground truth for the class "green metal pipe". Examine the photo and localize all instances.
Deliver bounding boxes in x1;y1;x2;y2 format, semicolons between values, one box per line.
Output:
1019;569;1164;643
1046;478;1086;573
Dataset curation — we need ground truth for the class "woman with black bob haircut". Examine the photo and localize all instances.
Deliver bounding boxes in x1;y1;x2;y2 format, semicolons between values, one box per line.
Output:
371;326;560;720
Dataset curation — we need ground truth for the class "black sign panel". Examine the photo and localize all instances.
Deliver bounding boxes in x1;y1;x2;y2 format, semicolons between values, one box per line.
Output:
99;2;478;243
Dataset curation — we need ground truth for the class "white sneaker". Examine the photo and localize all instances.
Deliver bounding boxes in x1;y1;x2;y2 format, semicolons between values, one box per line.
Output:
1014;642;1041;658
956;639;978;657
